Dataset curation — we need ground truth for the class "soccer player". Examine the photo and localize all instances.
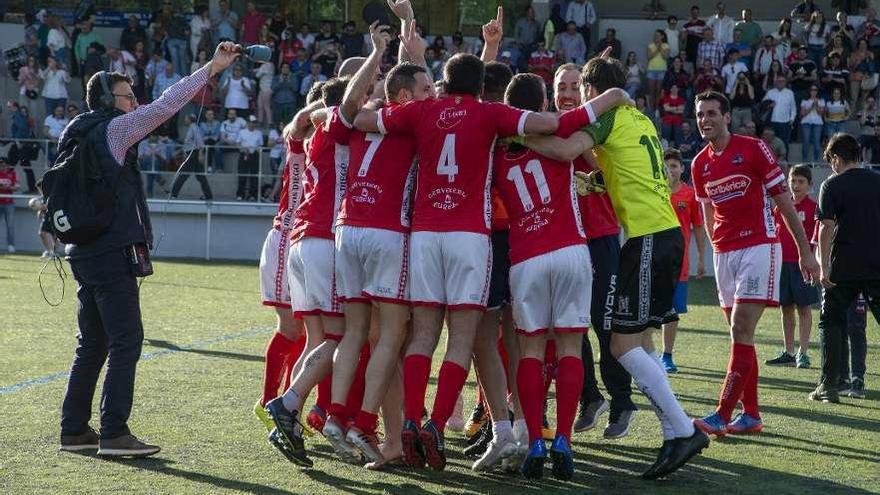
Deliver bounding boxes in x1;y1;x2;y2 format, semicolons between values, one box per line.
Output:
264;77;351;468
494;72;592;481
353;34;560;473
766;165;819;369
659;148;707;373
521;57;709;480
690;91;819;436
551;62;639;438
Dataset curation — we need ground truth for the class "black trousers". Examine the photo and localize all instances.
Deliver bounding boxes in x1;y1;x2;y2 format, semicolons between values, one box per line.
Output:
237;151;259;199
840;295;869;381
171;153;213;200
818;280;880;385
581;234;636;413
61;250;144;439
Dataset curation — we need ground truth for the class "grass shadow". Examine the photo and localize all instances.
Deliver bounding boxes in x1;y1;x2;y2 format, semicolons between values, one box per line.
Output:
144;339;264;363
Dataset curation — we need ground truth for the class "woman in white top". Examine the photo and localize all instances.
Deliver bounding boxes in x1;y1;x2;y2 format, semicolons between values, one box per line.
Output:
804;12;828;67
17;55;42;125
190;5;213;58
109;49;138;88
39;57;71;118
772;18;793;62
799;85;825;162
624;51;644;99
221;64;254;119
46;16;70;68
824;86;851;139
254;61;275;127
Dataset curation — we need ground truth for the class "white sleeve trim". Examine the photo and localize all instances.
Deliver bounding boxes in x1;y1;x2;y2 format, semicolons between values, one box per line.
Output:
376;109;388;135
517;110;533;137
584;102;597;125
696;196;711;203
336;106;353;129
764;173;785;190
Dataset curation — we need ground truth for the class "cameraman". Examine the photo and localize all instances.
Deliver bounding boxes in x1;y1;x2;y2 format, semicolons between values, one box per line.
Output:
58;42;240;457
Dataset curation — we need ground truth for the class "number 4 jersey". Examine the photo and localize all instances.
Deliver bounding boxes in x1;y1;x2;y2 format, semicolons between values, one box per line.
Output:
493;144;586;265
377;94;530;234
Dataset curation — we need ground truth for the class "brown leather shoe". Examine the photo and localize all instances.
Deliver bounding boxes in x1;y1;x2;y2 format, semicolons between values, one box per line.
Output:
60;427;99;452
97;434;161;457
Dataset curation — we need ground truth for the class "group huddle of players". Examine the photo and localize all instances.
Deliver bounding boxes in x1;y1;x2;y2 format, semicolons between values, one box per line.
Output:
250;2;820;483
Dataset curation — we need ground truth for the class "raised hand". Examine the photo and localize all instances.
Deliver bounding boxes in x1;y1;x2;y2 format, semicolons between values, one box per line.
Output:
482;6;504;46
399;20;426;59
387;0;414;20
369;21;392;55
210;41;241;76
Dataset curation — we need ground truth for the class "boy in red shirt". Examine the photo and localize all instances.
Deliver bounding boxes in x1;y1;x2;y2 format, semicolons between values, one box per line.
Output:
0;156;18;253
659;148;707;373
766;164;819;369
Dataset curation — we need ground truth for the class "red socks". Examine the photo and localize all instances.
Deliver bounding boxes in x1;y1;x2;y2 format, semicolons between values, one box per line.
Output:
517;357;545;443
317;371;332;412
354;410;379;435
740;345;761;419
430;361;469;431
555;356;584;439
261;332;305;406
717;343;755;422
403;354;432;423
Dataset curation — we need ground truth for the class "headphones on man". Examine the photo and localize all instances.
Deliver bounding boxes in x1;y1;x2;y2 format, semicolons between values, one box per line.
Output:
96;71;115;111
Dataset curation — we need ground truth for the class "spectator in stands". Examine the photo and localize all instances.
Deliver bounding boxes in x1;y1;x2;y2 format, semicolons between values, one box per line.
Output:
498;50;517;74
625;51;644;98
858;8;880;54
448;32;470;56
761;126;788;160
278;28;301;68
774;17;794;62
339;21;365;59
695;58;724;94
268;11;287;41
857;95;879;146
804;11;829;67
138;134;167;197
821;52;850;98
675;121;704;159
849;39;875;110
24;11;40;59
544;3;566;50
515;5;540;71
236;115;263;201
831;11;857;48
557;21;586;64
764;75;798;159
565;0;596;55
163;2;191;76
144;51;169;100
74;21;102;75
730;71;756;130
763;59;787;94
789;45;818;102
314;23;340;76
221;64;254;120
190;5;213;58
300;61;327;98
528;41;556;86
736;8;763;50
255;60;275;127
0;157;17;253
8;103;37;193
44;105;68;163
663;56;691;90
265;120;285;199
191;49;210;75
707;2;735;45
431;36;449;60
697;27;726;70
800;85;826;161
658;83;684;142
664;16;681;61
596;28;622;62
132;41;149;103
754;35;784;76
171;114;213;201
684;5;706;69
860;122;880;162
220;108;246;171
120;15;147;53
153;62;182;102
213;0;239;42
17;56;41;126
240;1;265;46
290;48;310;80
109;48;139;93
824;87;851;138
647;30;670;110
721;48;748;94
791;0;821;25
297;23;315;53
46;16;70;68
199;109;222;172
728;29;753;67
66;103;79;119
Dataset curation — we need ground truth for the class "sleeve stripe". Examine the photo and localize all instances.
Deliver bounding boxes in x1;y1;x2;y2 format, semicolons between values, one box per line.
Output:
376;109;387;135
764;173;785;189
517;111;532;137
584;102;597;124
337;107;354;129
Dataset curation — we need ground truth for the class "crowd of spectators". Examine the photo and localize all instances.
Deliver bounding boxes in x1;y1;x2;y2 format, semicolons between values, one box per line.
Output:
2;0;880;203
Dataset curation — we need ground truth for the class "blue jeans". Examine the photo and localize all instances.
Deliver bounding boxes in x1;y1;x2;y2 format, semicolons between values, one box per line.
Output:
825;120;846;139
139;157;161;196
166;38;190;76
840;294;868;380
800;123;823;162
771;122;792;160
1;203;14;247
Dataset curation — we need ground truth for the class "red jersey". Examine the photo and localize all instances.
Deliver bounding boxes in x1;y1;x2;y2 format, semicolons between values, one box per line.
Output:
377;94;528;234
0;168;16;205
528;50;555;85
337;103;417;233
290;107;351;243
493;145;586;265
692;134;787;253
774;195;817;262
273;137;304;231
556;104;620;240
670;183;703;281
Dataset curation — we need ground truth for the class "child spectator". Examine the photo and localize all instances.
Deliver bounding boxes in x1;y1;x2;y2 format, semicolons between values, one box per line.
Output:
0;157;17;253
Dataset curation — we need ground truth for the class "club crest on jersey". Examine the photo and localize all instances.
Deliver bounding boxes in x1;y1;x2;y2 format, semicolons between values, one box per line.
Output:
677;200;688;211
731;154;744;165
705;174;752;202
437;107;467;130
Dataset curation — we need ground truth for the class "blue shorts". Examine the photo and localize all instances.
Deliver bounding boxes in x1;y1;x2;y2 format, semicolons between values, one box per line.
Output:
647;70;666;81
779;261;819;307
672;281;688;314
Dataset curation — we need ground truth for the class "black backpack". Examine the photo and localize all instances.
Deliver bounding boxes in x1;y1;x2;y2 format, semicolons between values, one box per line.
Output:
40;119;118;245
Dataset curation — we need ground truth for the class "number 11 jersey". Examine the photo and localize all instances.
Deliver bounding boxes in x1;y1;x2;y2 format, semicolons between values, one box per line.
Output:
377;94;529;234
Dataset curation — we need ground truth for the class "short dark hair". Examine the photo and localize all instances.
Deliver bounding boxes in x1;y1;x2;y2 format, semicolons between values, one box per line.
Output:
580;57;626;93
444;54;485;97
385;63;428;101
823;133;861;164
483;61;514;103
695;90;731;114
306;81;325;105
789;164;813;184
504;73;546;112
322;77;349;107
664;148;683;161
85;71;133;111
668;15;678;22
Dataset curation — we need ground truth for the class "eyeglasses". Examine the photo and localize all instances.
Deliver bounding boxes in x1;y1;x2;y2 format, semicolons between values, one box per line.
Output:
112;93;137;102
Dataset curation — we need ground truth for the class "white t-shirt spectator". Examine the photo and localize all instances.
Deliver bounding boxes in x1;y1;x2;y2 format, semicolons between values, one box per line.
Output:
190;14;212;56
268;128;284;159
297;32;316;52
764;87;798;123
665;26;681;58
223;77;252;110
47;28;68;52
707;14;735;45
220;117;246;145
110;50;138;84
800;98;825;125
44;115;68;139
39;68;71;99
237;127;264;153
255;63;275;91
721;61;749;93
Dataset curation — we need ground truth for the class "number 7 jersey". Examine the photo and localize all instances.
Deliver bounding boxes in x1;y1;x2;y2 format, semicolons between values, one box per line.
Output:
377;94;529;234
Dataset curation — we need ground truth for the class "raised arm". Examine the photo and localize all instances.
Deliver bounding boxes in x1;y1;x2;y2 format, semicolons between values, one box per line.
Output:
340;22;389;124
398;17;428;70
387;1;417;63
353;108;381;133
284;99;325;141
522;111;560;135
107;41;239;165
481;7;504;63
523;131;594;162
558;87;632;137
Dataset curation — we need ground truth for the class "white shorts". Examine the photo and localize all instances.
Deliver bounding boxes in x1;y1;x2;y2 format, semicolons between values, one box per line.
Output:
287;237;342;318
510;244;593;335
259;228;291;308
409;231;492;310
335;225;409;304
714;242;782;309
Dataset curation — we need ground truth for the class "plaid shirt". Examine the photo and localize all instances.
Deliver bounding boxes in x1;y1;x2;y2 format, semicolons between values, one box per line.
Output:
697;40;726;70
